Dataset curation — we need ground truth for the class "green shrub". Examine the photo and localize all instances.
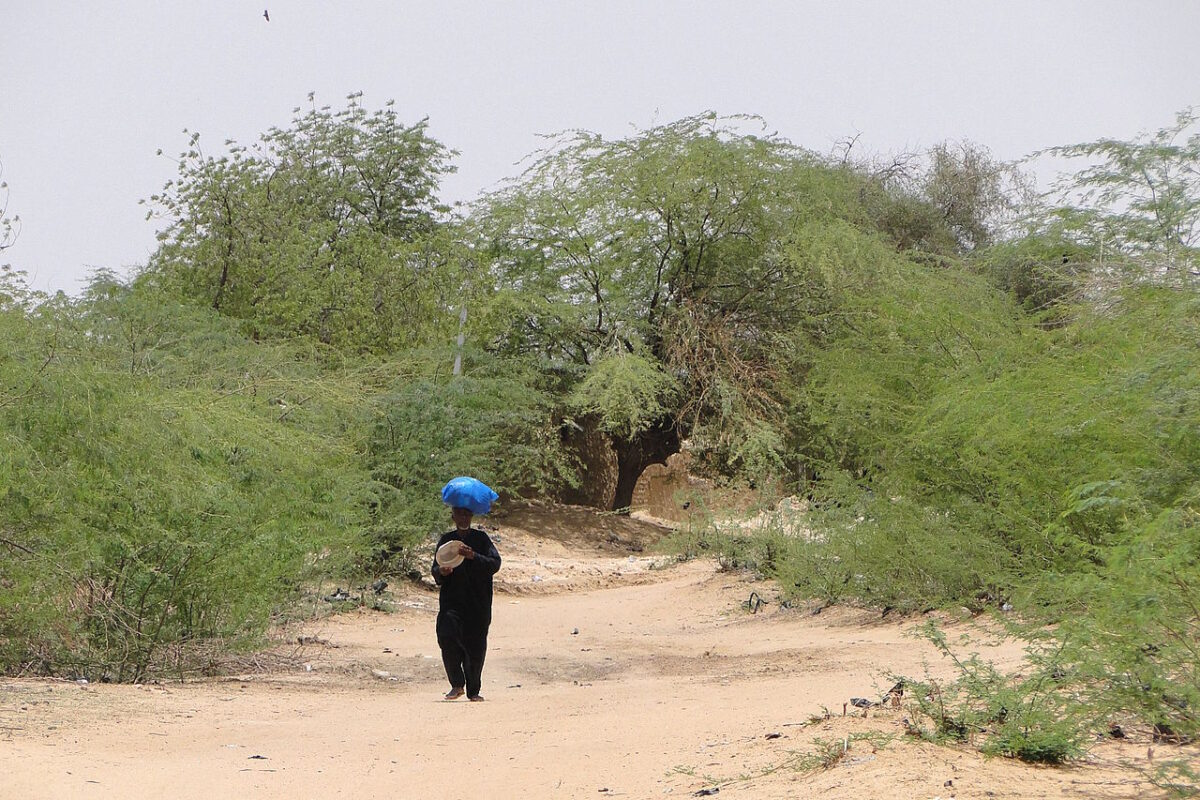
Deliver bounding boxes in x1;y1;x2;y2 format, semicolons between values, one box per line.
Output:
365;353;575;566
900;624;1087;765
1048;489;1200;745
0;278;372;680
791;283;1200;610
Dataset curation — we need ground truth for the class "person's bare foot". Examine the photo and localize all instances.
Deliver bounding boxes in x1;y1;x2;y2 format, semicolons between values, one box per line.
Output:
444;687;465;700
468;694;485;702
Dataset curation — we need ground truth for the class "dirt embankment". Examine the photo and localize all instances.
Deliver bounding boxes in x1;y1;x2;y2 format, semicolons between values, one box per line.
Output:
1;504;1191;799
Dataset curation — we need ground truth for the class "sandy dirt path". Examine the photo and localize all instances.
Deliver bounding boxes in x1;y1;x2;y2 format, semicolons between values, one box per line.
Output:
0;508;1186;799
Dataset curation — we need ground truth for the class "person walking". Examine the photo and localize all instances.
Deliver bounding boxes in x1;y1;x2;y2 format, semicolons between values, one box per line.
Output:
432;505;501;701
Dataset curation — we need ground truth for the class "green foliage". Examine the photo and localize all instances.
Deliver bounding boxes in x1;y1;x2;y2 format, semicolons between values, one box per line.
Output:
763;110;1200;773
792;732;895;772
789;275;1200;610
901;624;1087;764
472;114;883;493
0;156;18;255
792;486;1014;612
0;273;372;680
146;93;459;352
1153;760;1200;798
1051;489;1200;746
843;139;1029;256
970;230;1095;316
922;141;1029;252
365;353;574;563
794;221;1024;479
568;351;679;440
1044;108;1200;279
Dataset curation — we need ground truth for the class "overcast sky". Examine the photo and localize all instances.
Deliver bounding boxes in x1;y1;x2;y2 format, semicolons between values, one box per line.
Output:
2;1;1198;294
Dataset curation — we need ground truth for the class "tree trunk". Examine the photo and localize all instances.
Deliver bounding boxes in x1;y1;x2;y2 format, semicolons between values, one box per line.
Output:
609;420;681;512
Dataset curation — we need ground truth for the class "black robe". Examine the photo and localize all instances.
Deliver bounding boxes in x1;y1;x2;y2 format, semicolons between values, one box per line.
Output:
431;527;501;696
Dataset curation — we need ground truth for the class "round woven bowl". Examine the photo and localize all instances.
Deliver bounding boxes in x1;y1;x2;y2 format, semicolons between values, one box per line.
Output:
436;540;465;569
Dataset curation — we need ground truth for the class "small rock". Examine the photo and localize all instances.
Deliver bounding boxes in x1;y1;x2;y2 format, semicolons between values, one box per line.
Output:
371;669;391;679
571;628;579;635
1153;723;1184;743
297;635;331;646
765;732;782;740
75;678;89;686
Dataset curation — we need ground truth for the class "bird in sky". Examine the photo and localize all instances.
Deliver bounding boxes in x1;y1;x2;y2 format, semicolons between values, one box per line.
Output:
263;9;270;22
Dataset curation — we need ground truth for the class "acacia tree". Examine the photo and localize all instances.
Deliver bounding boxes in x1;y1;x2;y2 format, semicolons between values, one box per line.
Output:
922;141;1030;251
0;156;19;255
844;139;1029;255
1;159;35;312
1045;108;1200;281
472;115;860;508
146;93;459;351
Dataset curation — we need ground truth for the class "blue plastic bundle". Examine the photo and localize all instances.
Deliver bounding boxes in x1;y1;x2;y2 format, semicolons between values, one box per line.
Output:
441;476;499;515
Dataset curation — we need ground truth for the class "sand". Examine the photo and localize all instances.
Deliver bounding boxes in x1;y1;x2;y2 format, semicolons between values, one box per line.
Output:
0;506;1191;799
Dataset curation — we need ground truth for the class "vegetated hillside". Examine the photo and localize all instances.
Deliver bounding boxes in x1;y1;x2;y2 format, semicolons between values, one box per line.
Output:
1;103;1196;774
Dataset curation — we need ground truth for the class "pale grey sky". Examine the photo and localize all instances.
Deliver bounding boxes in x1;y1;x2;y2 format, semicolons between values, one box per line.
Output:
2;1;1198;293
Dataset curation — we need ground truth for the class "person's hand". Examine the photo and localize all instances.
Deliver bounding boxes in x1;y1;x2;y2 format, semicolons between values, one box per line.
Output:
439;565;454;576
458;543;476;560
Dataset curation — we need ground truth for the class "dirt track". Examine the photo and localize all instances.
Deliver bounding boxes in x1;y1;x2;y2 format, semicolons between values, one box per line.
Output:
0;507;1184;799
